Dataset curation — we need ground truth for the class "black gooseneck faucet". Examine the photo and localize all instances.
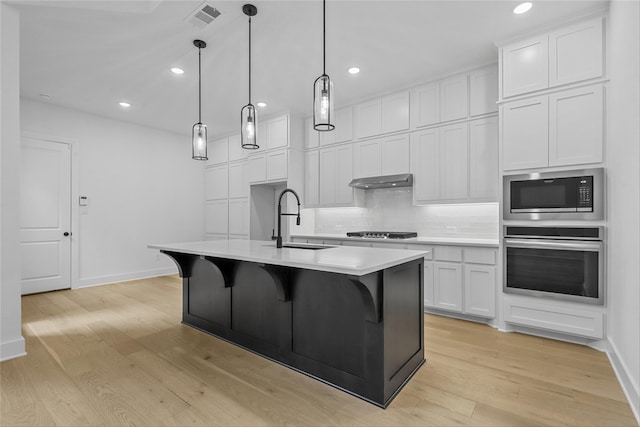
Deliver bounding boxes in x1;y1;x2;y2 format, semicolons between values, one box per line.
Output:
274;188;301;248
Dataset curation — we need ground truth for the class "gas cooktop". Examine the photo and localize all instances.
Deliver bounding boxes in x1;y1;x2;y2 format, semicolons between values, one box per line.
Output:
346;231;418;239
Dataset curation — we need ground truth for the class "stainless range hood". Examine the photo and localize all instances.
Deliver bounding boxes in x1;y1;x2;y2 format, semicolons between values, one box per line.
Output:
348;173;413;189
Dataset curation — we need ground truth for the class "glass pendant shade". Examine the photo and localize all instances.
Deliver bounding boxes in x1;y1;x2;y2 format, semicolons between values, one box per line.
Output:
192;122;208;160
313;74;334;131
241;104;258;149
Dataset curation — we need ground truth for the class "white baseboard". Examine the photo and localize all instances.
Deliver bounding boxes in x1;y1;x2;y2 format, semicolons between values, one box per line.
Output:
76;266;178;288
607;339;640;424
0;337;26;362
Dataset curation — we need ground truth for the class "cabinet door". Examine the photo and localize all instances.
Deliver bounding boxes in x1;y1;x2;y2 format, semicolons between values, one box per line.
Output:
208;137;228;165
266;149;288;181
469;117;498;200
228;161;247;198
464;265;496;318
205;200;228;234
502;35;549;97
549;18;603;87
334;106;354;143
440;74;469;122
469;65;498;117
254;121;267;152
433;262;463;312
304;150;320;207
228;198;249;235
334;144;354;205
382;134;410;175
228;134;247;162
305;117;319;149
440;123;468;200
382;91;410;133
319;148;337;205
205;164;228;200
549;85;603;167
267;115;289;150
411;129;440;202
354;139;381;178
424;262;434;308
411;82;440;128
502;96;549;171
356;98;382;138
247;154;267;183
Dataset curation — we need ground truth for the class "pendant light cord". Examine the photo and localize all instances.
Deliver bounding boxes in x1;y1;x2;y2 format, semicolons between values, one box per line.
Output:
322;0;326;76
248;16;252;104
198;46;202;124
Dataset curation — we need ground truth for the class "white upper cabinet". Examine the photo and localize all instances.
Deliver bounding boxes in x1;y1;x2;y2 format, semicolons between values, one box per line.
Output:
411;128;441;202
502;95;549;171
440;123;468;200
549;84;603;167
208;137;228;165
469;65;498;117
228;198;249;235
305;117;319;149
304;150;320;207
254;121;267;152
411;82;440;128
549;18;604;87
319;144;355;206
228;161;247;198
381;92;410;133
205;164;228;200
440;74;469;122
266;115;289;150
468;117;498;200
247;154;267;183
266;149;288;181
355;92;409;138
354;139;382;178
502;35;549;97
381;134;410;175
205;200;229;234
320;106;354;146
355;98;382;138
228;134;247;162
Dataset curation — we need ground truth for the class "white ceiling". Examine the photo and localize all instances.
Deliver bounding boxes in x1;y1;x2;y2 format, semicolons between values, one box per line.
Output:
16;0;608;139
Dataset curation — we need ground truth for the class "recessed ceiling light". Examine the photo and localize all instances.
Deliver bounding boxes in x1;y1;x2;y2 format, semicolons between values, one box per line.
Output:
348;67;360;75
513;2;532;14
171;67;184;75
119;101;131;108
257;102;267;108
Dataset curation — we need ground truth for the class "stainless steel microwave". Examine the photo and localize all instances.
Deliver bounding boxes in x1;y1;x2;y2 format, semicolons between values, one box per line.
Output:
503;168;604;220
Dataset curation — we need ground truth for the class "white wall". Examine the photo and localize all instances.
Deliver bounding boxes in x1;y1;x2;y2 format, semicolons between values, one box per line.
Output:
21;99;205;287
607;0;640;421
0;3;26;361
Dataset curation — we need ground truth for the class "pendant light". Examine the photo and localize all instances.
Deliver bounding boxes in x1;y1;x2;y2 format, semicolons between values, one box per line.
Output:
192;39;208;160
313;0;334;131
241;4;259;149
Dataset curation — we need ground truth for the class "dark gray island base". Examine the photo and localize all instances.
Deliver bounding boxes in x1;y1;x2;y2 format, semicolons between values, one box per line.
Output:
160;247;424;408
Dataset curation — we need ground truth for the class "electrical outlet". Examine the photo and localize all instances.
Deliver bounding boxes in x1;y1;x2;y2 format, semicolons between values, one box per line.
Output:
446;226;457;233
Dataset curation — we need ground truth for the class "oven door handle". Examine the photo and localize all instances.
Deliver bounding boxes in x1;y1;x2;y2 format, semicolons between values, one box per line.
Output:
504;238;603;251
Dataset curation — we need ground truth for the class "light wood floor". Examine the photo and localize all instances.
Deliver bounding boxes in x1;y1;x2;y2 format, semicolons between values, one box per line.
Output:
1;275;636;427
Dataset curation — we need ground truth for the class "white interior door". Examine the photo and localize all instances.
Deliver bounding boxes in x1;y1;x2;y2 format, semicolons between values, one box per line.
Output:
20;137;71;295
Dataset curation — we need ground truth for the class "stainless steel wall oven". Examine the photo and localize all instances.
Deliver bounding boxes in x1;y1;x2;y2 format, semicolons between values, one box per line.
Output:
504;226;604;305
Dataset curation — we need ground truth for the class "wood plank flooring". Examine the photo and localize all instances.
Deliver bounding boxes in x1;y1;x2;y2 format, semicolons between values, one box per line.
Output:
1;275;636;426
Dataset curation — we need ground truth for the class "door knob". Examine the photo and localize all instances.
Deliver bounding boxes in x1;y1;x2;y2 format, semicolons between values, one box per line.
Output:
63;232;71;237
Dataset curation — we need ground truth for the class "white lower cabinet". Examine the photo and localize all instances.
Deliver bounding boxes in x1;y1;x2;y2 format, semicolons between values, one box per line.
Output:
464;265;496;318
433;262;463;312
423;262;434;308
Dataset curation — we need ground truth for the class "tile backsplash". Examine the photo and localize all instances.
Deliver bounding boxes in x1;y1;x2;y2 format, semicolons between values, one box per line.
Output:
304;187;498;239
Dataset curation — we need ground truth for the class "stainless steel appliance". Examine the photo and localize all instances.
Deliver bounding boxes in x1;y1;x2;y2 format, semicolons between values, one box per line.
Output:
503;168;604;220
346;231;418;239
504;226;604;304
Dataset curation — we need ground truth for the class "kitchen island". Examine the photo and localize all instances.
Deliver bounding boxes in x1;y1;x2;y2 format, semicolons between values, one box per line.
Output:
148;239;427;407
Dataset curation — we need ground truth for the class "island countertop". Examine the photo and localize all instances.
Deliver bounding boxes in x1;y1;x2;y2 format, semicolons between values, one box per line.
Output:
149;239;428;276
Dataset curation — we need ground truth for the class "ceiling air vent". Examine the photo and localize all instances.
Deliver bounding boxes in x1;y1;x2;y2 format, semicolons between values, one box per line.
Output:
185;2;221;29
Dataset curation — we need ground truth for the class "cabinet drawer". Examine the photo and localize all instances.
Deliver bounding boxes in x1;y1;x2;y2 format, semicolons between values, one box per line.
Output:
371;242;406;250
504;296;603;339
434;246;462;262
411;245;433;260
342;241;371;248
464;248;496;265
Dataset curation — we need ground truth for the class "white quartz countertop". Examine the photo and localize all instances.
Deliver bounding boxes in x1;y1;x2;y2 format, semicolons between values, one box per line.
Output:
291;234;499;248
148;240;428;276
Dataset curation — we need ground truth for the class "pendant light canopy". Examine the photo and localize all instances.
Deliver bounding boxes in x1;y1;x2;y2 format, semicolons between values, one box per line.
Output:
241;4;259;149
313;0;334;132
192;39;208;160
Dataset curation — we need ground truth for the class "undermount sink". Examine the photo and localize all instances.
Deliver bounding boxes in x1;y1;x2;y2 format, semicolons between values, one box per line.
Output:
281;243;334;250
